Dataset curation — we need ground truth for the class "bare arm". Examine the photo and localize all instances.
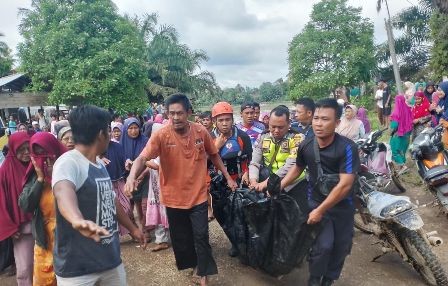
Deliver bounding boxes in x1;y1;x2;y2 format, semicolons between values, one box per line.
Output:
115;199;146;249
125;155;148;196
307;173;356;224
280;164;305;190
53;180;109;241
209;153;237;190
145;160;159;170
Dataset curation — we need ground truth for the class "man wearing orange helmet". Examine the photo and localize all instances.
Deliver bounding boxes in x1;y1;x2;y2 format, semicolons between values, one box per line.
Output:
210;101;253;257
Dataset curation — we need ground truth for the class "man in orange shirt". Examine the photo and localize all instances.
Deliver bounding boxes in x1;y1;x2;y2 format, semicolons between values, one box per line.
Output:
125;93;237;286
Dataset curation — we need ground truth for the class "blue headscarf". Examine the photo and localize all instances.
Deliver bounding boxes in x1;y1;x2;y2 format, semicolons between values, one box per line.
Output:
105;141;126;181
120;117;148;161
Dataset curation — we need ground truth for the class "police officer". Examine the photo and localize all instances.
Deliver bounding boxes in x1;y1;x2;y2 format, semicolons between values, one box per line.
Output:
281;98;360;286
249;105;306;196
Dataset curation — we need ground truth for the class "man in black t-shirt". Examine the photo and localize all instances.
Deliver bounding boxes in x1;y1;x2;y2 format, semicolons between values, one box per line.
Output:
281;98;360;286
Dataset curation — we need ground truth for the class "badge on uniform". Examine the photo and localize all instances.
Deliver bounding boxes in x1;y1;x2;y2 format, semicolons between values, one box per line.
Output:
262;139;270;153
293;134;305;146
226;142;233;149
280;140;289;153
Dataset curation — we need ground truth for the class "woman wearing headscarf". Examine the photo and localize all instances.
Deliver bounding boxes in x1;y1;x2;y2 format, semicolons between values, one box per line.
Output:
259;112;270;129
145;123;170;252
54;120;74;150
404;81;415;107
424;81;436;103
357;107;371;134
111;121;123;143
103;131;132;236
336;105;365;140
18;132;66;286
412;91;432;141
437;82;448;148
120;118;149;238
390;95;413;170
0;132;33;286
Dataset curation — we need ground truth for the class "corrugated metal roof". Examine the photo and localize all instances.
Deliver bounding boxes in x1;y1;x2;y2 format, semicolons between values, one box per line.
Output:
0;73;26;87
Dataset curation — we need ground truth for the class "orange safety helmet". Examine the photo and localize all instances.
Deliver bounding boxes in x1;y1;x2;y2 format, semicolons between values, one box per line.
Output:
212;102;233;118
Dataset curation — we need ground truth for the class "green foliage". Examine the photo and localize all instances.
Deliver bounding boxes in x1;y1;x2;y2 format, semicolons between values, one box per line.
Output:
0;33;13;77
288;0;375;101
18;0;148;113
430;11;448;81
376;0;434;80
259;79;288;102
131;14;219;103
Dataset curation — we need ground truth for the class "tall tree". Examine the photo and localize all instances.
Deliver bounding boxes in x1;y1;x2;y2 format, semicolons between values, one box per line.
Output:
18;0;148;113
376;0;435;80
429;9;448;80
288;0;375;100
0;33;13;77
131;14;219;103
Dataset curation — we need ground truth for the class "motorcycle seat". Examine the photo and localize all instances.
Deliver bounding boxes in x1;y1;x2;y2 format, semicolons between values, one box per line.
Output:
424;165;448;187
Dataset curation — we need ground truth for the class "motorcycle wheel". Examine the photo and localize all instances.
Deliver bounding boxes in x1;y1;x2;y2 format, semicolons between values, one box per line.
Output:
354;211;376;234
399;228;448;286
388;162;407;193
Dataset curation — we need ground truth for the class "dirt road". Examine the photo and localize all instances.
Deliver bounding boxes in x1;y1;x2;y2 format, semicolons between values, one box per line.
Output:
2;168;448;285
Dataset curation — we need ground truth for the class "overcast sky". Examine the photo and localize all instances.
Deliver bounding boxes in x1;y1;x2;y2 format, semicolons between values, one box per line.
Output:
0;0;412;88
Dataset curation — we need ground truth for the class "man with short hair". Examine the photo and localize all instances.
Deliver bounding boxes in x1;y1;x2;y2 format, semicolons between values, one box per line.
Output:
249;105;306;194
253;102;261;122
126;93;237;286
281;98;360;286
293;97;315;138
199;111;213;133
36;109;48;130
236;102;265;146
52;105;145;285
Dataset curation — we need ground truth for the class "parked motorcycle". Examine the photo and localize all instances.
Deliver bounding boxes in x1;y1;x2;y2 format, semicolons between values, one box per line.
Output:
409;125;448;213
356;128;406;193
355;176;447;286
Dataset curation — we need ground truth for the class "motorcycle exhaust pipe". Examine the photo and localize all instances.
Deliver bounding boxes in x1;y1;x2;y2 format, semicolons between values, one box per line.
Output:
428;236;443;247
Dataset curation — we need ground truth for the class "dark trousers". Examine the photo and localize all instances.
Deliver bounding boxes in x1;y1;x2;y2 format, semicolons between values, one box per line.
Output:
166;202;218;277
308;200;354;280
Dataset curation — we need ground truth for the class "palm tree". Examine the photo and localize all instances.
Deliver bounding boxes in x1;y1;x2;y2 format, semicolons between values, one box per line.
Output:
132;14;218;101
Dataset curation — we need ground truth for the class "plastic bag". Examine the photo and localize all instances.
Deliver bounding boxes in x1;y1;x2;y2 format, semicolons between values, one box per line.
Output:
242;174;321;276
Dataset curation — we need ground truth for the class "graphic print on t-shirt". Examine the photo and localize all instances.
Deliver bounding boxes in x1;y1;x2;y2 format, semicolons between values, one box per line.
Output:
95;177;118;244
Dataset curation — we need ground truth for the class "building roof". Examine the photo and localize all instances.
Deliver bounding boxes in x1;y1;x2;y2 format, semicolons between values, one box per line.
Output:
0;73;31;92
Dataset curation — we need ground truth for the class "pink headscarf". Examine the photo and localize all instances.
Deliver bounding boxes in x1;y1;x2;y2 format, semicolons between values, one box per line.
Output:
259;112;270;121
154;114;164;124
357;107;371;134
390;95;413;136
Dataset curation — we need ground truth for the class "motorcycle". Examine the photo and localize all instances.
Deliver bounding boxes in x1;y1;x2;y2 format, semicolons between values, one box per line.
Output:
410;125;448;213
356;128;406;193
355;176;447;286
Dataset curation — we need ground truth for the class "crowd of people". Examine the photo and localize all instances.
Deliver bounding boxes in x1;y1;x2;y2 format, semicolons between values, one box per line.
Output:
0;80;447;286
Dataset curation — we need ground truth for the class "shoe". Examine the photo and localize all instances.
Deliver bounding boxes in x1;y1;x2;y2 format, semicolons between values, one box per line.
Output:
308;276;321;286
321;277;334;286
228;245;239;257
